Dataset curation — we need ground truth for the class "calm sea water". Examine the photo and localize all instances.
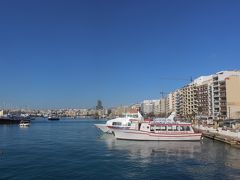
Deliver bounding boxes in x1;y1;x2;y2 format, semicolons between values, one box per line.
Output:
0;118;240;180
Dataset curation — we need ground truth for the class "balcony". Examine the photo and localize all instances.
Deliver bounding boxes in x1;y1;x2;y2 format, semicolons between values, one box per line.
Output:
220;94;226;98
220;89;226;93
219;85;225;89
213;76;218;81
221;107;227;111
213;88;219;92
214;105;220;108
219;81;225;86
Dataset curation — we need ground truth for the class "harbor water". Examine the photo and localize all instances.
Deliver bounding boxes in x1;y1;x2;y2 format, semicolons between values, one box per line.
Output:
0;118;240;180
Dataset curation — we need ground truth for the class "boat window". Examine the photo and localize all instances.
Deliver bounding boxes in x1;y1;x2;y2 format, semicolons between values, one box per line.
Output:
186;126;191;131
180;126;185;131
172;126;178;131
160;126;167;131
112;122;122;126
128;122;131;126
127;114;138;118
167;126;172;131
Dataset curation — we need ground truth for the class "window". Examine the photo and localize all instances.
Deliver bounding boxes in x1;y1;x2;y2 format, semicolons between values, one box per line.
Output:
186;126;191;131
160;126;167;131
112;122;122;126
167;126;173;131
180;126;185;131
172;126;178;131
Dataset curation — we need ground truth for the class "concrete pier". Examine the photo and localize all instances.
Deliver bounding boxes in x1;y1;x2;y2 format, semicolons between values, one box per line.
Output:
193;125;240;148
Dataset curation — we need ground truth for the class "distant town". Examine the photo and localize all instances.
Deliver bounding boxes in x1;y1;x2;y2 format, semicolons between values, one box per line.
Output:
1;70;240;121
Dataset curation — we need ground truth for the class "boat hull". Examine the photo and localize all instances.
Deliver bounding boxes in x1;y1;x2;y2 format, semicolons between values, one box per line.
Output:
0;118;22;124
48;118;60;120
95;124;131;134
19;124;30;127
94;124;111;133
113;129;202;141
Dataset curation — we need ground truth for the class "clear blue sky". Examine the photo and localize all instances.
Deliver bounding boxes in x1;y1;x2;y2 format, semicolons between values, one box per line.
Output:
0;0;240;109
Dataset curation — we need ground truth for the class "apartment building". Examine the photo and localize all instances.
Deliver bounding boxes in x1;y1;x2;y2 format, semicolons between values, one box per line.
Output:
179;84;198;118
196;84;211;116
159;98;167;116
166;70;240;119
212;71;240;119
141;100;154;115
225;75;240;119
141;99;167;116
193;75;213;117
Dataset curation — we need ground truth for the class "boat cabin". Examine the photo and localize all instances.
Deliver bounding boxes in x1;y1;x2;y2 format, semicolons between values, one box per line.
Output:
129;121;194;133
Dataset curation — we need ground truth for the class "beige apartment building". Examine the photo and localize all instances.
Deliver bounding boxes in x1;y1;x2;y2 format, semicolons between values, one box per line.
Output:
225;75;240;119
212;71;240;119
179;84;198;118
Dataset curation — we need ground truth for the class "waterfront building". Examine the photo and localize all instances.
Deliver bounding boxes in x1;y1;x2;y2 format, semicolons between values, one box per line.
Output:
225;75;240;119
171;70;240;120
141;100;154;115
192;75;213;118
196;84;211;117
130;103;141;111
178;84;197;118
110;105;129;117
169;89;181;116
153;100;160;115
78;109;89;116
211;71;240;119
159;98;167;117
166;93;173;115
96;100;103;110
141;99;163;116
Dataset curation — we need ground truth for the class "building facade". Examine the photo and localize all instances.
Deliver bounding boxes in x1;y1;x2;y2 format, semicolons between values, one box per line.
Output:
225;75;240;119
166;70;240;120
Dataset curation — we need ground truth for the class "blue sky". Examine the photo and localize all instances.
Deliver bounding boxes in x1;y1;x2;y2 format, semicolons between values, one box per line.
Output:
0;0;240;109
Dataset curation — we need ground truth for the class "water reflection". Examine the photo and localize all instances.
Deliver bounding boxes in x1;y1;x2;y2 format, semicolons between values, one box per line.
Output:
100;134;240;179
100;134;201;162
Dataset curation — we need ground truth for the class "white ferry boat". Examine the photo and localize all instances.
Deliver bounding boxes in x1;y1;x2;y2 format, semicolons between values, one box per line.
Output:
94;111;143;134
109;117;202;141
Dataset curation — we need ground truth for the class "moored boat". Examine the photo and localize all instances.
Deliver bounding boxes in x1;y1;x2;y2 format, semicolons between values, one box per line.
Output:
110;119;202;141
94;111;143;134
48;116;60;120
19;120;30;127
0;117;22;124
